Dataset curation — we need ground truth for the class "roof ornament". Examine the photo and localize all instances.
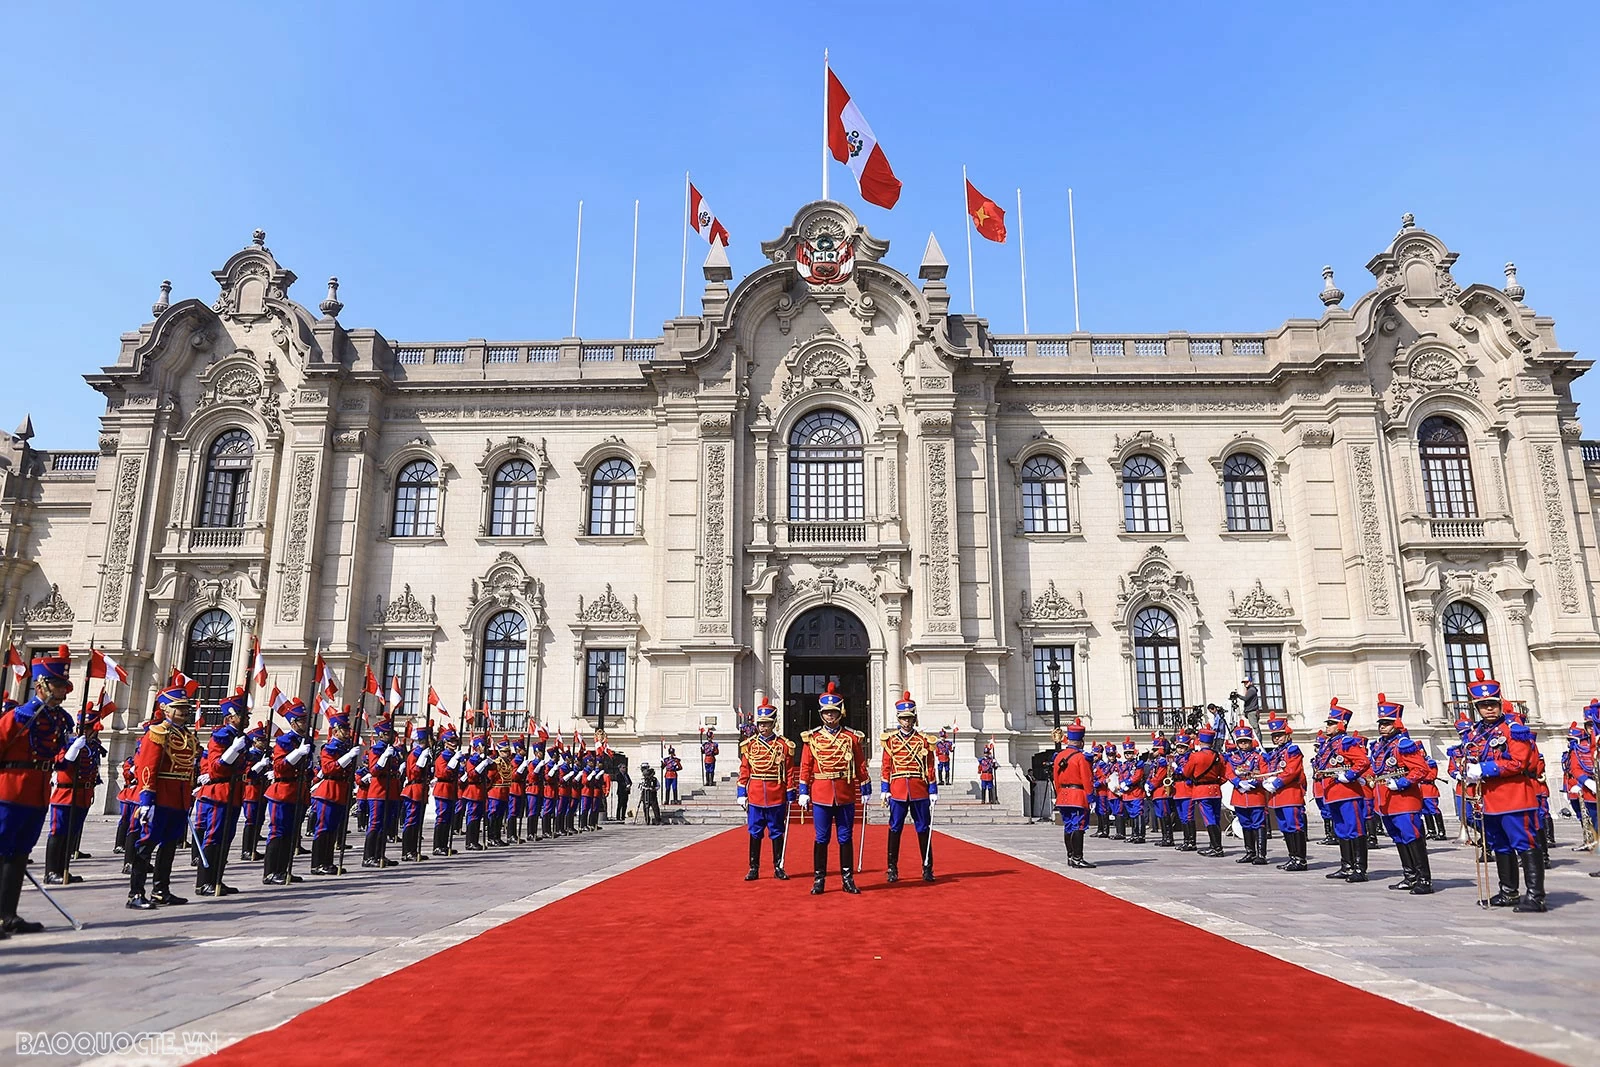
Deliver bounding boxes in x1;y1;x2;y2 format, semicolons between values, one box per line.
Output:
251;229;267;247
14;414;35;443
1502;262;1525;303
1319;265;1344;308
1399;212;1415;232
319;276;344;320
152;279;171;318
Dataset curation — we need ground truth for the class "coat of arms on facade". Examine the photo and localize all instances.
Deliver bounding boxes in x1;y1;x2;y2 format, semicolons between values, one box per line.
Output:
795;225;855;287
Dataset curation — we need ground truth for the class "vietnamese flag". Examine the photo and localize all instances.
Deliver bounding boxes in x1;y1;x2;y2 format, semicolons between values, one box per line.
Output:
827;67;902;209
966;179;1006;242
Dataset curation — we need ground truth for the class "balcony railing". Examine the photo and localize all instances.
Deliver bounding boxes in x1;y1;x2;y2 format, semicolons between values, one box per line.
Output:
1581;441;1600;464
1132;707;1188;731
1442;699;1533;725
787;522;867;544
191;527;246;548
174;525;265;553
1429;519;1486;540
47;451;100;473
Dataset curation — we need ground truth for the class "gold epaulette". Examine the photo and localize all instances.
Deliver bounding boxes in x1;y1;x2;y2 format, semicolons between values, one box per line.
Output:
800;729;815;743
739;736;753;755
880;730;896;743
147;721;169;743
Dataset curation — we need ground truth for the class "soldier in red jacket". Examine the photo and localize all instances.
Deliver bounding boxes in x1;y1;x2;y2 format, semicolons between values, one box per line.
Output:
1226;726;1269;866
736;697;796;881
1314;698;1373;883
44;703;103;885
363;716;402;867
1462;673;1545;911
0;648;75;935
401;721;434;861
1371;696;1434;895
262;700;313;885
238;725;270;862
192;688;252;897
1181;725;1227;857
796;683;870;894
309;710;363;876
462;735;493;850
1052;718;1095;869
1261;718;1308;871
115;755;138;858
430;724;463;856
126;684;201;910
879;692;939;884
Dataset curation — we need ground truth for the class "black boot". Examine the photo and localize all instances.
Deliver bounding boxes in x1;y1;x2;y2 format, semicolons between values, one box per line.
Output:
1514;850;1547;912
432;821;450;857
838;839;859;894
126;845;156;910
465;820;483;851
362;828;384;868
114;817;128;854
1068;830;1097;869
1320;818;1336;845
1389;840;1417;890
1204;823;1224;857
886;828;902;883
1252;827;1270;865
43;833;78;884
262;836;285;884
1326;839;1353;879
240;824;256;861
1366;816;1381;848
1409;840;1434;895
1130;815;1146;845
1178;823;1196;852
744;835;761;881
1236;829;1256;863
1489;853;1521;907
1113;815;1126;841
918;830;934;882
811;841;827;895
772;836;789;880
1347;837;1369;883
150;842;187;905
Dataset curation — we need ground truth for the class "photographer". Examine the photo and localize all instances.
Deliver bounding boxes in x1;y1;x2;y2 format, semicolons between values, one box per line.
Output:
1233;678;1262;739
638;763;662;825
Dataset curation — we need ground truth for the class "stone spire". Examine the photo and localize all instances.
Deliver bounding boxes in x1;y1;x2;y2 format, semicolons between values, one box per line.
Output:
919;233;950;316
14;414;34;442
701;242;732;318
1503;262;1525;303
319;276;344;319
152;279;171;318
1319;265;1344;307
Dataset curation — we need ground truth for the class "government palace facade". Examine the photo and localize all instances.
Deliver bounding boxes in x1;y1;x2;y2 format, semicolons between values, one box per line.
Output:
4;201;1599;789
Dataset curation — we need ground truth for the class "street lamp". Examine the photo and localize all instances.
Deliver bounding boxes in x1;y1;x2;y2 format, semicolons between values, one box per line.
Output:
1046;652;1063;730
595;655;611;733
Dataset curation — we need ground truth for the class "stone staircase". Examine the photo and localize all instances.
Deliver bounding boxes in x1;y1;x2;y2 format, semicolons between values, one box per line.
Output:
656;771;1036;825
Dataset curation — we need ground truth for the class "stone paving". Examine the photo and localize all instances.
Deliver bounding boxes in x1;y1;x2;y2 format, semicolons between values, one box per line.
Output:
951;823;1600;1067
5;816;1599;1066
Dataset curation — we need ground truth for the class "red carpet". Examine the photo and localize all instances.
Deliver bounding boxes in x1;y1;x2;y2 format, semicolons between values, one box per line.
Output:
197;829;1552;1067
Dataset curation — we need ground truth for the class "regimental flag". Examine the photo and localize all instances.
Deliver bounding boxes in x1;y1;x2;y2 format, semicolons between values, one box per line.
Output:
169;667;196;691
364;665;383;703
88;649;130;686
827;67;902;209
427;686;448;718
5;643;25;679
688;183;730;246
388;674;404;714
252;637;268;688
965;179;1007;242
268;686;289;714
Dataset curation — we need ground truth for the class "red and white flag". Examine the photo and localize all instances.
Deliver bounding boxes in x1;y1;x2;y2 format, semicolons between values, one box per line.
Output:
827;67;902;209
427;686;448;717
251;637;267;688
88;649;130;687
268;686;289;714
388;674;404;712
688;183;730;246
364;665;383;702
5;643;24;679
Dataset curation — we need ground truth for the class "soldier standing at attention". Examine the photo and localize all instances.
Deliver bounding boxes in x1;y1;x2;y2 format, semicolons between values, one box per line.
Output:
797;683;870;895
1052;719;1096;869
1462;672;1546;911
262;699;312;885
1260;718;1308;872
430;724;463;856
364;716;402;866
735;697;796;881
0;648;74;935
701;729;720;787
880;692;938;884
1371;696;1434;895
662;747;682;804
1226;726;1269;866
126;683;201;910
310;710;362;876
935;728;953;785
1315;699;1373;884
977;743;998;805
193;688;251;897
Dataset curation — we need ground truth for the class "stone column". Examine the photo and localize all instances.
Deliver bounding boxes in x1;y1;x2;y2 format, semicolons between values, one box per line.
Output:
1504;605;1540;719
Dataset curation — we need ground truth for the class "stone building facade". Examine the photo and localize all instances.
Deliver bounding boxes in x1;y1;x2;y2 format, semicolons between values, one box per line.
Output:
4;202;1599;799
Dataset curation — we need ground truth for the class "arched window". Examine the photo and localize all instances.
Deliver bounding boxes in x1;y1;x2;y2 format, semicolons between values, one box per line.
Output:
1419;416;1477;518
1122;455;1170;533
1443;601;1492;703
1133;606;1183;714
788;410;865;521
588;458;637;535
1222;453;1272;532
392;459;439;537
480;610;528;711
198;429;254;528
490;459;538;536
1021;454;1069;533
183;609;236;721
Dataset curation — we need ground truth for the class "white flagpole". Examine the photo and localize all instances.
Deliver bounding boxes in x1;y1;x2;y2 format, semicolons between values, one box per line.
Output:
1017;187;1030;334
822;48;830;201
1068;186;1081;331
629;198;639;340
571;199;583;337
679;171;689;316
962;164;975;314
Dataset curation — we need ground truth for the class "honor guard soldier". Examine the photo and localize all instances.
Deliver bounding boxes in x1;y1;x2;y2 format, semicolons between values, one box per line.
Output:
1117;738;1147;843
1052;718;1096;869
487;737;513;845
401;722;434;861
311;710;362;875
736;696;796;881
114;754;138;857
45;701;103;884
462;735;491;849
263;700;312;885
1226;727;1269;866
1260;718;1309;871
127;682;201;910
880;691;938;884
797;682;870;894
662;747;682;804
1315;699;1373;883
1419;753;1446;841
1565;719;1597;840
0;647;74;935
506;735;527;842
1148;735;1177;848
1371;696;1434;895
365;716;402;866
193;688;251;896
977;743;999;804
935;728;954;785
431;724;463;856
1182;726;1227;857
1091;744;1111;837
700;729;720;787
1462;672;1546;911
239;724;270;861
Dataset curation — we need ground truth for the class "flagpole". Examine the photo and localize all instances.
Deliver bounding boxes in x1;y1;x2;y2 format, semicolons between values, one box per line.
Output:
678;172;690;316
1068;186;1081;332
962;164;976;314
571;199;583;338
1017;188;1030;334
822;48;830;201
629;198;639;340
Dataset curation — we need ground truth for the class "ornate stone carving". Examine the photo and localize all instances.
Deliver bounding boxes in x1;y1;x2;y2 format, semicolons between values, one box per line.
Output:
1518;375;1552;394
779;330;874;403
1003;400;1273;414
97;433;118;456
918;410;954;434
23;584;74;624
170;467;188;524
297;388;325;404
278;453;317;622
698;413;732;437
1115;546;1200;618
918;376;950;390
1228;579;1294;619
1383;344;1478;420
1562;419;1584;441
1350;446;1391;616
577;583;640;624
773;566;879;606
183;575;240;607
1021;580;1086;621
379;584;437;625
1536;444;1581;613
1300;426;1334;447
213;367;263;403
927;441;952;616
703;444;727;617
332;429;366;451
339;396;369;412
99;455;142;622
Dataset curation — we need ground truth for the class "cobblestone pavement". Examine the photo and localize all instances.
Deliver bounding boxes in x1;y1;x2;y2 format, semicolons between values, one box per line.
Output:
952;823;1600;1066
1;816;717;1067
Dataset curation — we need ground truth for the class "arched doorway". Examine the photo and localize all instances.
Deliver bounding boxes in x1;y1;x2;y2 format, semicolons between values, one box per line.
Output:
783;606;871;752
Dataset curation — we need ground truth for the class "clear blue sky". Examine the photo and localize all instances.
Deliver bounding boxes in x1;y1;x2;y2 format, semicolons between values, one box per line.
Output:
3;2;1597;448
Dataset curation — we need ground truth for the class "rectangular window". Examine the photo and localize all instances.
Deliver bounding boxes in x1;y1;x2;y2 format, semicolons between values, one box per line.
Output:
1022;480;1070;533
383;649;423;721
584;649;627;719
1032;646;1076;718
1242;644;1286;714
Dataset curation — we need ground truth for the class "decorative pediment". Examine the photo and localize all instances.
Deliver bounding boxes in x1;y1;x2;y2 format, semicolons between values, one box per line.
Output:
469;552;544;613
772;566;880;607
1021;580;1086;621
211;230;297;320
22;584;74;624
1383;340;1479;420
476;435;548;475
377;584;437;626
1228;580;1294;620
1114;546;1201;621
779;328;874;403
577;583;640;624
1366;218;1462;307
761;200;890;269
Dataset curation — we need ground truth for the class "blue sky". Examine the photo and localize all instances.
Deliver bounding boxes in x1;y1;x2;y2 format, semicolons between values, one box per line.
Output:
2;2;1597;448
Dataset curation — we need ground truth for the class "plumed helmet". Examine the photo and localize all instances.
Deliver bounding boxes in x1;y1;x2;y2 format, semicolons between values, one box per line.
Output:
30;645;73;689
753;696;777;723
1065;718;1086;743
218;686;249;719
1325;698;1354;726
1376;693;1405;723
818;682;844;711
895;691;917;718
1468;668;1501;704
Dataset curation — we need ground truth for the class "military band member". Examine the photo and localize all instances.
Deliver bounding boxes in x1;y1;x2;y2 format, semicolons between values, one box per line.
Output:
0;648;74;935
127;683;201;910
45;702;102;884
262;700;312;885
1226;726;1269;866
1261;718;1308;871
1171;733;1197;851
1419;754;1446;841
701;730;720;787
193;688;251;896
796;682;870;895
1052;718;1095;869
1315;699;1372;883
880;692;938;884
935;728;953;785
1371;695;1434;895
1462;672;1545;911
736;697;796;881
364;715;402;866
662;747;682;804
1312;730;1334;845
1117;738;1146;843
402;722;434;861
506;735;527;842
311;710;362;875
1091;743;1111;837
431;724;463;856
1565;719;1598;840
1148;735;1177;848
486;737;512;845
1181;726;1227;857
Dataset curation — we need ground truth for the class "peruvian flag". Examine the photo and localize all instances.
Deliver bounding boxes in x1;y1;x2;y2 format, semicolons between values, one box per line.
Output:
388;674;404;712
88;649;130;686
169;666;196;691
5;643;24;679
965;178;1007;242
364;665;383;702
827;67;902;209
251;637;267;687
268;686;289;714
688;183;729;246
427;686;449;717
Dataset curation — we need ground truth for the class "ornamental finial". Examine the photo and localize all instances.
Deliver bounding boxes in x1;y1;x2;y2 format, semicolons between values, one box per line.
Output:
319;276;344;319
1319;265;1344;308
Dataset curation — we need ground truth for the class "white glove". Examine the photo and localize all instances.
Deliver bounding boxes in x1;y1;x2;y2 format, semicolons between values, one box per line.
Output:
338;746;361;768
1585;778;1598;793
195;773;211;785
1337;770;1354;784
797;794;811;809
928;793;939;806
251;757;271;774
419;748;433;764
1572;787;1583;797
135;804;152;824
1263;777;1280;794
222;736;249;764
1385;778;1400;791
880;792;891;807
1235;780;1253;792
447;752;461;770
286;743;311;765
1108;774;1122;792
64;736;87;761
736;796;748;810
378;746;397;769
1466;764;1484;782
